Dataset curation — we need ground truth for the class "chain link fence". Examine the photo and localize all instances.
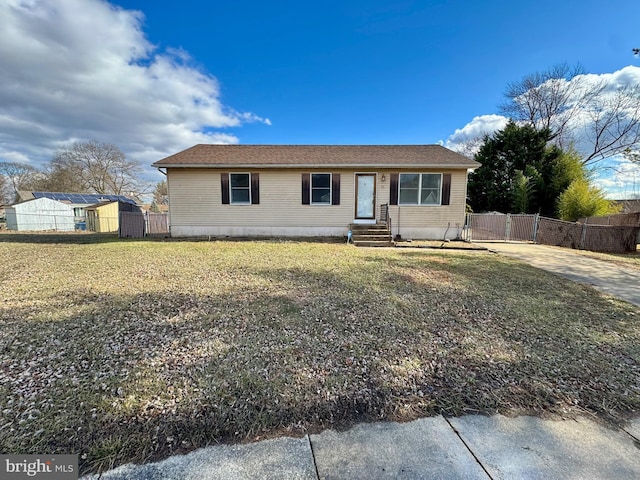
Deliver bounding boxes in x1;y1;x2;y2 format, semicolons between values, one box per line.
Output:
3;211;170;238
466;213;639;253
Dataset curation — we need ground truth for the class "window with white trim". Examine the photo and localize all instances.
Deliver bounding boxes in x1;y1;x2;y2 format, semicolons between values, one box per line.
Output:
398;173;442;205
230;173;251;204
311;173;331;205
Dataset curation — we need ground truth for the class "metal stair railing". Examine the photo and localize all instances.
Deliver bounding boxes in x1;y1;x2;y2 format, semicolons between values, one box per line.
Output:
379;203;393;243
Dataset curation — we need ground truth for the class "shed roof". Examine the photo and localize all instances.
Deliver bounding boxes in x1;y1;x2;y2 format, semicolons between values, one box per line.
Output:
22;191;137;205
86;200;141;212
86;200;118;210
152;145;480;169
8;196;74;209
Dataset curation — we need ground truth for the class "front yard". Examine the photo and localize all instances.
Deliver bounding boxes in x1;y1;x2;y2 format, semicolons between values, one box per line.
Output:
1;235;639;475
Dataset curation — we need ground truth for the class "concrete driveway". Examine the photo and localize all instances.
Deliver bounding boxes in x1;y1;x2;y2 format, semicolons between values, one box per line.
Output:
476;242;640;307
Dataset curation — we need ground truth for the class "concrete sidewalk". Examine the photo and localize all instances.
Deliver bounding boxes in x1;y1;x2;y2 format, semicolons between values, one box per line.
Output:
86;415;640;479
476;242;640;307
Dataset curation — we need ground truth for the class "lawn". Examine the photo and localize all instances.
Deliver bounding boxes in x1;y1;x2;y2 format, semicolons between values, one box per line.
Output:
1;234;639;475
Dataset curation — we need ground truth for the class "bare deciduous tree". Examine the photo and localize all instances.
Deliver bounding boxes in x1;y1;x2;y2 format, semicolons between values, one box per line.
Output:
51;141;142;195
500;64;604;148
0;174;9;205
450;136;486;159
35;164;87;193
500;63;640;164
582;86;640;162
0;161;45;202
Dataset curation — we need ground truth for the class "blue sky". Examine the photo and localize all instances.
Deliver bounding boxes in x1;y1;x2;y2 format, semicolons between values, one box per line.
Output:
114;0;639;144
1;0;639;197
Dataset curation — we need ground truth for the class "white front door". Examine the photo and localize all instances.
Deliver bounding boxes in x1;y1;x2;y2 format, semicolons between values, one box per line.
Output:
355;174;376;219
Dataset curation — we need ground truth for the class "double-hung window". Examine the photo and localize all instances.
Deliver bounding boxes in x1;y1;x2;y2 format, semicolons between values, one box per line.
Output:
221;172;259;205
301;173;340;206
311;173;331;205
398;173;442;205
230;173;251;204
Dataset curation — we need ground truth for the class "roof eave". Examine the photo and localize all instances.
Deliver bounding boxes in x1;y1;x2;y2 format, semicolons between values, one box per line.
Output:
152;163;480;169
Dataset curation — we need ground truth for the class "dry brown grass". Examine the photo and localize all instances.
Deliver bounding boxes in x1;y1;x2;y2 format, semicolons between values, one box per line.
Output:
1;234;639;475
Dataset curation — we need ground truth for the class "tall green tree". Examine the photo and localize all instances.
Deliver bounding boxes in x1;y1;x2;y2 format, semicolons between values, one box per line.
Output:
153;180;168;205
512;170;535;213
550;148;586;194
468;122;562;215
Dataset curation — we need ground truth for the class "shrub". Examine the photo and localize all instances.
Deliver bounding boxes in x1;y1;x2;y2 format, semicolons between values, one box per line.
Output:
557;179;620;221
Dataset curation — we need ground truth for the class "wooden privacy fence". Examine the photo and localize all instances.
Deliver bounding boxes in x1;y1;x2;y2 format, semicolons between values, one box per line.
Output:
146;212;169;236
119;212;169;238
466;213;639;253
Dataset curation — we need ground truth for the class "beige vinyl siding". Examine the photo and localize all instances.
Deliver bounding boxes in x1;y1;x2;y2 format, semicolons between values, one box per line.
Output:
167;167;469;238
167;168;218;227
168;168;354;229
386;169;468;228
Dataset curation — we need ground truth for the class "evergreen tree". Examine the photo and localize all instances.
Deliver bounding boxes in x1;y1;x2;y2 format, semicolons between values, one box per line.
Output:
512;170;535;213
468;122;561;214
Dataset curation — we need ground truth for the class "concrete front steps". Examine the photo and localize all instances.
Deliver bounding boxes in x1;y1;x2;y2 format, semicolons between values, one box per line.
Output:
350;223;394;247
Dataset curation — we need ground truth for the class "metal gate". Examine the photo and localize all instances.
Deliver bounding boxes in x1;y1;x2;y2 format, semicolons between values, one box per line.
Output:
466;213;538;242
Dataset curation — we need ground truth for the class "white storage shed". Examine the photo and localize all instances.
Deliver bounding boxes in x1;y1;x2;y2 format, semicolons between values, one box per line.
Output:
5;197;75;231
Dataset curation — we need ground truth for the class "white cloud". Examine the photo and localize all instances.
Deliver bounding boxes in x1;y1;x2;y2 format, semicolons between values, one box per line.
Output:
0;151;32;164
442;66;640;196
443;66;640;154
443;114;509;155
0;0;270;183
560;67;640;159
592;156;640;199
580;66;640;91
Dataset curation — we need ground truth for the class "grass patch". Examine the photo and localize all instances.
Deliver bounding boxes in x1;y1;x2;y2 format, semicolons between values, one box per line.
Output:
1;235;639;475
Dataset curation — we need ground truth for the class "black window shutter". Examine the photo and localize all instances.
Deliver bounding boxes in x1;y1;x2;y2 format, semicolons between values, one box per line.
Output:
441;173;451;205
389;173;399;206
251;173;260;204
302;173;310;205
331;173;340;206
221;172;230;204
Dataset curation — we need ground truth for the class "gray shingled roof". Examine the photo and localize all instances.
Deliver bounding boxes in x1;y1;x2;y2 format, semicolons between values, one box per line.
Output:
152;145;480;169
